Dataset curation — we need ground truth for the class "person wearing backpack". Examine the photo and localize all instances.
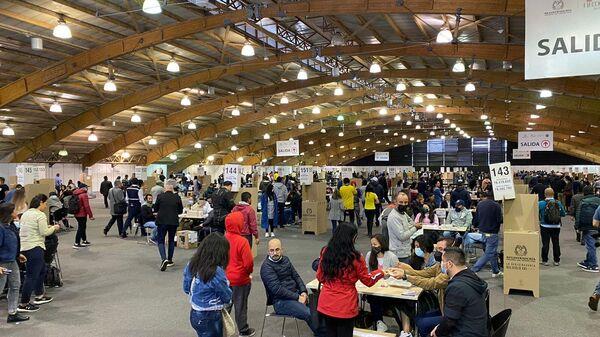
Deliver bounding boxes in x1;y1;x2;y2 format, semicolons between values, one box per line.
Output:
575;186;600;273
538;188;566;266
72;184;94;249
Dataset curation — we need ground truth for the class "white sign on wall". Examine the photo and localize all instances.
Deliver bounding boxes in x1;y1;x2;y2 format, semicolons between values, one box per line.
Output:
223;164;240;192
525;0;600;79
518;131;554;151
276;140;300;157
374;152;389;161
341;167;353;179
16;165;47;185
299;166;313;185
512;149;532;160
489;162;516;201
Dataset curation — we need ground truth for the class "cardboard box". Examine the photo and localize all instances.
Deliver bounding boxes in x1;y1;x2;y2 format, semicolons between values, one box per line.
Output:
503;194;539;232
233;187;259;212
301;201;328;235
302;182;327;202
503;231;540;297
176;230;199;249
514;184;529;195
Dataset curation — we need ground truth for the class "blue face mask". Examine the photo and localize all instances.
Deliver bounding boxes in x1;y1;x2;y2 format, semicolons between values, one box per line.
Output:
415;247;425;258
441;261;449;274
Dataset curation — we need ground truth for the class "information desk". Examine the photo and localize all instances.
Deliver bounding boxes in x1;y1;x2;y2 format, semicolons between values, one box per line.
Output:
354;328;396;337
422;224;469;233
306;278;422;301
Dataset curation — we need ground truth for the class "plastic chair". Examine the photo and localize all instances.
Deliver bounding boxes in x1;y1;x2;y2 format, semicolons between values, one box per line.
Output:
259;303;301;337
490;309;512;337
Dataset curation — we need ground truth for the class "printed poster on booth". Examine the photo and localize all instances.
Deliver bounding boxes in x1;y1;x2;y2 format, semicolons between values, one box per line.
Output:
489;162;516;201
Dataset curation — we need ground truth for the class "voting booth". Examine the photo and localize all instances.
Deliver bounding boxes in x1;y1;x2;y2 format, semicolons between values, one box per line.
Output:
503;193;540;297
25;181;56;222
301;182;328;235
233;187;259;212
514;183;529;195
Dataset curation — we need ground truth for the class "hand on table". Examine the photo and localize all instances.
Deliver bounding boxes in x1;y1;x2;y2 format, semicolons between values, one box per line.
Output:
386;268;405;279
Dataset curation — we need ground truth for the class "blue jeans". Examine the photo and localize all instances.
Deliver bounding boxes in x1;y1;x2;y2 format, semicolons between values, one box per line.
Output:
415;310;442;337
190;309;222;337
595;280;600;296
157;225;177;261
582;230;598;268
124;203;141;232
471;233;500;274
144;221;158;241
274;299;318;333
463;232;484;255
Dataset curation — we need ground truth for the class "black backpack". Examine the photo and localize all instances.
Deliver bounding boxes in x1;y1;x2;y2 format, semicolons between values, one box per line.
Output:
67;195;80;214
544;200;562;225
45;265;63;288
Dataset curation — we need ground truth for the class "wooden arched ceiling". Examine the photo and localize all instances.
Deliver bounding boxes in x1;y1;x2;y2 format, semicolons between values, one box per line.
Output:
1;0;598;167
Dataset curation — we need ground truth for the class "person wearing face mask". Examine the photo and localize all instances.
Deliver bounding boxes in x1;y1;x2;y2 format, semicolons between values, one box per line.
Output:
410;235;435;270
414;204;439;226
429;247;488;337
444;200;473;239
388;192;422;263
260;239;320;336
390;238;453;337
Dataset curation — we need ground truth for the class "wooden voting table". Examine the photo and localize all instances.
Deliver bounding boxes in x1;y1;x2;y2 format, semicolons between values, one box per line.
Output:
306;278;422;301
422;224;469;233
354;328;396;337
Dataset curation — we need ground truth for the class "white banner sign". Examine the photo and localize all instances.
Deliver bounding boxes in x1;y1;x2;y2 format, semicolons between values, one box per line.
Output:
276;140;300;157
16;165;47;185
525;0;600;79
341;167;353;179
518;131;554;151
489;162;516;201
299;166;313;185
374;152;389;161
512;149;532;160
223;164;241;192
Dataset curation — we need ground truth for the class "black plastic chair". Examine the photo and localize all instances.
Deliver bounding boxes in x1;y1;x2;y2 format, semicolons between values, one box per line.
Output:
490;309;512;337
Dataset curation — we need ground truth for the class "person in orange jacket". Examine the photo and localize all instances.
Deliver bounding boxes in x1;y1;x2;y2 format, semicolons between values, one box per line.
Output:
224;211;255;337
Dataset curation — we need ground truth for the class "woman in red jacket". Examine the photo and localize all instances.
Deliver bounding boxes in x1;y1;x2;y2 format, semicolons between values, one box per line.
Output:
72;184;94;249
317;223;386;337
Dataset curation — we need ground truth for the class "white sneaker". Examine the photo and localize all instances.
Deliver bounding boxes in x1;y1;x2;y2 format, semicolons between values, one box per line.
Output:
492;271;504;278
270;232;275;237
265;233;269;238
376;320;388;332
399;331;412;337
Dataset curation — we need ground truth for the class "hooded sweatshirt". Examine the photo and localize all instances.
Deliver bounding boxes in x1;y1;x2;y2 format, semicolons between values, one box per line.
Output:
437;268;488;337
73;188;93;218
224;212;254;286
231;202;258;238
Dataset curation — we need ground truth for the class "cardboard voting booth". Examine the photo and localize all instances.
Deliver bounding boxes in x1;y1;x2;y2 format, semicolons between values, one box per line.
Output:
514;184;529;195
302;182;327;203
301;201;328;235
25;182;55;221
233;188;259;212
503;194;540;297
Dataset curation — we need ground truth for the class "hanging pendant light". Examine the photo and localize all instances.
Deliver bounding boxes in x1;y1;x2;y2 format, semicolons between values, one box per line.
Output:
402;135;407;139
320;128;326;133
426;105;435;112
452;59;466;73
231;128;239;135
465;82;476;92
406;120;413;126
429;130;435;136
103;76;116;92
230;145;238;151
396;82;407;92
436;28;453;43
280;95;289;104
415;125;421;130
194;142;202;149
450;123;457;128
355;120;362;126
241;41;255;57
169;154;177;161
2;125;14;136
188;121;197;130
539;89;553;98
413;95;424;104
480;114;488;120
122;151;131;159
436;113;443;119
334;86;344;96
50;100;62;113
206;155;215;161
87;131;98;142
369;61;381;74
58;149;68;157
231;108;240;116
131;113;141;123
337;115;345;121
148;138;157;145
166;57;180;73
298;123;305;129
444;118;450;124
237;157;244;163
338;131;344;137
180;95;191;106
312;106;321;115
142;0;162;14
394;115;401;121
53;17;72;39
383;129;389;134
379;107;388;115
263;133;270;140
297;68;308;80
536;104;546;110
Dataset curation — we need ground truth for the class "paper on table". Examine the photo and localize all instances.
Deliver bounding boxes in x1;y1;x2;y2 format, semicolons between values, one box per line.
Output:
354;331;386;337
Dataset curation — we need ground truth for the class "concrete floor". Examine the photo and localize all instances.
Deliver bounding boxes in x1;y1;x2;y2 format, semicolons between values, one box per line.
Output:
1;198;598;336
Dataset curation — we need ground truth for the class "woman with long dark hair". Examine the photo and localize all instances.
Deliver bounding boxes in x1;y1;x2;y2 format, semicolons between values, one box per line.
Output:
260;183;278;237
317;224;386;337
183;233;232;337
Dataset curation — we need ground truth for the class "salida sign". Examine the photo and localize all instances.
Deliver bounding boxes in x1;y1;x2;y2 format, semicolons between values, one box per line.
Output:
518;131;553;151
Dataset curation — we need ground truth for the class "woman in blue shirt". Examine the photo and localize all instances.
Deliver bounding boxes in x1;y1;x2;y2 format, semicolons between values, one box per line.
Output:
183;233;232;337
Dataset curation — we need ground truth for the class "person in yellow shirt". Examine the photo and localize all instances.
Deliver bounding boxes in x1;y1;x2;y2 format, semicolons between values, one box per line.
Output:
339;178;357;225
364;184;379;236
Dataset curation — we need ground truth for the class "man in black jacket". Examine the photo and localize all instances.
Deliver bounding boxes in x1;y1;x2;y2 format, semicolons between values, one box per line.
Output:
154;184;183;271
431;247;488;337
465;191;503;277
100;176;113;208
450;181;471;209
211;181;235;233
260;239;318;335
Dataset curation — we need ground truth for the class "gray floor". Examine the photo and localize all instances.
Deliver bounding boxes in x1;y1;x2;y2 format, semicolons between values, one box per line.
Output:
1;198;598;336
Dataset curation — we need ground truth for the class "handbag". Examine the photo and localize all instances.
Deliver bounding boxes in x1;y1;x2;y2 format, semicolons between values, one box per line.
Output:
221;308;236;337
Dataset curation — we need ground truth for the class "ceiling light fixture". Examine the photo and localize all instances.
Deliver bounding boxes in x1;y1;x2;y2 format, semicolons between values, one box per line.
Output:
87;130;97;142
406;120;413;126
413;95;424;104
180;94;191;106
396;82;407;92
103;76;116;92
297;68;308;80
131;113;141;123
53;17;72;39
436;28;453;43
58;149;68;157
480;114;488;120
355;120;362;126
539;89;553;98
452;59;466;73
207;155;215;161
369;61;381;74
49;100;62;113
379;107;388;115
320;128;326;133
241;41;255;57
269;116;277;124
334;86;344;96
394;115;401;121
530;114;540;119
188;121;197;130
194;142;202;149
142;0;162;14
280;95;289;104
169;154;177;161
436;113;443;119
444;118;450;124
338;131;344;137
337;115;345;121
122;151;131;159
383;129;389;134
298;123;305;129
312;106;321;114
231;128;239;135
263;133;270;140
148;138;157;145
230;145;238;151
231;108;240;116
1;125;14;136
536;104;546;110
465;82;476;92
426;105;435;112
166;57;180;72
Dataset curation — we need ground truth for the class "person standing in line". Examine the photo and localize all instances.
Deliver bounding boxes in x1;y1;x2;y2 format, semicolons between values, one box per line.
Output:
363;185;379;237
388;192;421;263
232;191;259;248
587;205;600;310
261;184;278;238
104;180;127;238
122;174;130;188
327;189;344;233
538;188;566;266
54;173;62;194
100;176;113;209
0;203;30;323
339;178;357;225
0;177;9;203
575;186;600;273
72;184;94;249
466;191;503;277
18;194;60;312
316;224;386;337
273;177;288;228
211;181;235;234
123;179;143;236
433;181;443;209
183;233;232;337
224;212;256;337
154;183;183;271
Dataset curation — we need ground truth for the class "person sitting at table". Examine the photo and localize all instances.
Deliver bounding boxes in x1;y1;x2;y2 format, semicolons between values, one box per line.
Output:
409;235;436;270
410;194;425;218
260;238;320;336
428;247;488;337
316;223;386;337
443;200;472;239
364;234;401;334
140;194;157;243
414;204;439;226
440;193;452;209
390;237;453;337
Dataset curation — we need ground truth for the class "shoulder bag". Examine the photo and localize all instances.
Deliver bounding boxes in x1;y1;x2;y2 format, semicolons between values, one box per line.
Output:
112;189;127;215
221;308;237;337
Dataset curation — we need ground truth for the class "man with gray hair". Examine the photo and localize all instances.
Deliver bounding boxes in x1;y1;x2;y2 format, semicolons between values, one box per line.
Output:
154;182;183;271
104;180;127;238
388;192;421;263
151;180;165;201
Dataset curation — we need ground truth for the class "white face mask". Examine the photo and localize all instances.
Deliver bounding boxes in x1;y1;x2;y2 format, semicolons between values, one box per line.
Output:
13;221;20;229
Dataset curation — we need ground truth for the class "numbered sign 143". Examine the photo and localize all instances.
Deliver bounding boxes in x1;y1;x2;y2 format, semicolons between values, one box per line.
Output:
489;162;515;201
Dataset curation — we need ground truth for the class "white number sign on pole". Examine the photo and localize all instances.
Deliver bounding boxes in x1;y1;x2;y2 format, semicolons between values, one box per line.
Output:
299;166;313;185
276;140;300;157
374;152;389;161
525;0;600;80
518;131;553;151
16;165;47;185
489;162;516;201
512;149;532;160
223;164;241;192
341;167;353;179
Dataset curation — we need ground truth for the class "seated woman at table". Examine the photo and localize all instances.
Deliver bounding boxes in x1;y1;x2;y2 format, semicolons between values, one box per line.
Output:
443;200;473;239
440;192;452;209
414;204;439;226
316;224;386;337
408;235;436;270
